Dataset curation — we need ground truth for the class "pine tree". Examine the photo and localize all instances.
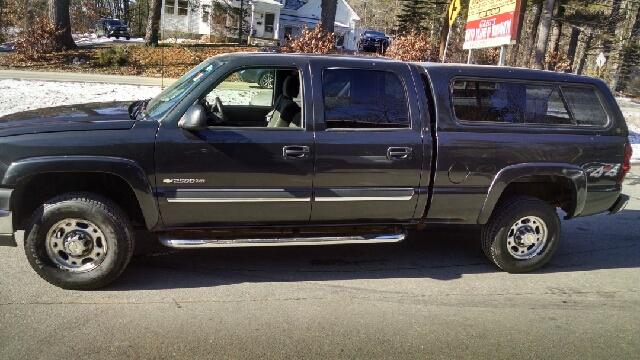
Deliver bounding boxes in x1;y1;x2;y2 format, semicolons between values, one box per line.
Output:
396;0;430;34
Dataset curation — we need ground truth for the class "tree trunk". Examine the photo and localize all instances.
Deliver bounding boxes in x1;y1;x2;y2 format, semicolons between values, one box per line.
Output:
575;32;592;76
320;0;338;34
532;0;555;70
547;1;564;70
145;0;161;46
519;0;543;68
123;0;130;25
566;26;580;72
48;0;77;51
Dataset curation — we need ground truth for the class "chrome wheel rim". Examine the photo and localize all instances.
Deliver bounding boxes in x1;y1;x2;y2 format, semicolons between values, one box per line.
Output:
506;216;548;259
45;218;107;272
259;73;274;88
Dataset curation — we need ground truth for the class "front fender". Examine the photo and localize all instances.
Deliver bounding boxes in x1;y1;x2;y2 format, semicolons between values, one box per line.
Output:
3;156;159;230
477;163;587;224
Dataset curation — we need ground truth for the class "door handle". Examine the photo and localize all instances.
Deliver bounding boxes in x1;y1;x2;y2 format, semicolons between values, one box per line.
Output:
283;145;310;159
387;147;412;161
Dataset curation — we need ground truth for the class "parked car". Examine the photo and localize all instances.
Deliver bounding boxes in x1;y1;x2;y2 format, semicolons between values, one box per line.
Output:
237;68;274;89
0;53;631;289
358;30;390;53
96;18;131;40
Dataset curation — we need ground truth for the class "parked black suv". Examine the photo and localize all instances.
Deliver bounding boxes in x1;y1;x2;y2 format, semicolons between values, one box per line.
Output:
97;18;131;40
358;30;390;53
0;53;631;290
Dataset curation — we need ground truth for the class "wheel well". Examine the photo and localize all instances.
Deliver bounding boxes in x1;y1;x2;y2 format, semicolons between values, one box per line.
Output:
496;175;574;213
12;172;145;230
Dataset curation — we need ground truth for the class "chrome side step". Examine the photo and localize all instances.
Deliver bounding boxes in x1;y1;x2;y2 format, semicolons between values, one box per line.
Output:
159;232;406;249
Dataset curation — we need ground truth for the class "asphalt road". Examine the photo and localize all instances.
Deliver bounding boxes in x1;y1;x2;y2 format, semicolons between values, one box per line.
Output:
0;173;638;359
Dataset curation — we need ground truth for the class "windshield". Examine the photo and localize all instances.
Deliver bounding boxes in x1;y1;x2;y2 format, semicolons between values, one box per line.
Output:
107;20;123;26
365;31;385;37
142;60;220;121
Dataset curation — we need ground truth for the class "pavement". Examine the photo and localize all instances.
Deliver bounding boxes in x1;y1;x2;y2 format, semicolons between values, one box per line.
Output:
0;174;638;359
0;69;176;86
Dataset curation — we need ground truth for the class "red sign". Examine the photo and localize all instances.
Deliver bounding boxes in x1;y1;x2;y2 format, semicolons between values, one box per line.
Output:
464;12;516;49
463;0;524;50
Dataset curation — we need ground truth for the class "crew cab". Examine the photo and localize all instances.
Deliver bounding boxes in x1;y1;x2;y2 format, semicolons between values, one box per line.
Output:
0;53;631;289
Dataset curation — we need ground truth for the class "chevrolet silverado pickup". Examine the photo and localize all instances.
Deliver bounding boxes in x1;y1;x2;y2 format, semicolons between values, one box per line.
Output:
0;53;632;289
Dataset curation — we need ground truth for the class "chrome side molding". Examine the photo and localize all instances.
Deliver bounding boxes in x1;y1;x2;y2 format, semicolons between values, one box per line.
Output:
159;232;406;248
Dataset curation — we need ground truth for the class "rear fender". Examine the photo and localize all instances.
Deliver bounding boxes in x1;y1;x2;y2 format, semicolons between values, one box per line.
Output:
477;163;587;224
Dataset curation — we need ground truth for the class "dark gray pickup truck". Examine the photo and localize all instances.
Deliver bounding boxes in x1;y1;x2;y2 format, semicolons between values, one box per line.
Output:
0;53;632;289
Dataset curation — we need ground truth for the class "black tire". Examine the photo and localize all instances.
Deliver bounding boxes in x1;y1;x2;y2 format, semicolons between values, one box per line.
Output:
115;36;120;39
481;196;560;273
258;72;274;89
126;36;130;40
24;192;134;290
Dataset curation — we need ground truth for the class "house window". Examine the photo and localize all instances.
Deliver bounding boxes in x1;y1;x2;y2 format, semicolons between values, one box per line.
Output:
177;0;188;16
264;13;275;33
165;0;175;14
202;5;210;23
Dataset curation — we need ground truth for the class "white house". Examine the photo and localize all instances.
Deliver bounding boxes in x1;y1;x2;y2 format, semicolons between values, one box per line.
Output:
159;0;361;50
278;0;360;50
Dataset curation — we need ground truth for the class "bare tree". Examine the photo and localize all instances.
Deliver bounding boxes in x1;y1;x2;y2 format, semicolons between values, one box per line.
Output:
320;0;337;34
533;0;555;69
144;0;161;46
48;0;76;50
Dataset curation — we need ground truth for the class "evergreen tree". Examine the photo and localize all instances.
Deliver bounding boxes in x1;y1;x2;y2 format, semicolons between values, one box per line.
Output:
396;0;430;34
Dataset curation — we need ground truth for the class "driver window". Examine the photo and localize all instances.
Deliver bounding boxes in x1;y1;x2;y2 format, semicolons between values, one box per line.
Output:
200;67;303;129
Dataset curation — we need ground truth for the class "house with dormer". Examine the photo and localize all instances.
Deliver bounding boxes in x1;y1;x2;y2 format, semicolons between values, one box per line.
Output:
159;0;360;50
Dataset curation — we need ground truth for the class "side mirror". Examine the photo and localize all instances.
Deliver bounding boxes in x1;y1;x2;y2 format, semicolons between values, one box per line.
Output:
178;104;207;131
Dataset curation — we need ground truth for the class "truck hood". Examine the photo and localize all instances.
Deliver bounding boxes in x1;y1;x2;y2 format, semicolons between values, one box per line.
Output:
0;101;137;137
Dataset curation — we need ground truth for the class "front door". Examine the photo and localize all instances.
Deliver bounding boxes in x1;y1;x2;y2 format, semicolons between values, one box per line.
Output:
264;13;275;38
309;60;427;222
155;65;312;228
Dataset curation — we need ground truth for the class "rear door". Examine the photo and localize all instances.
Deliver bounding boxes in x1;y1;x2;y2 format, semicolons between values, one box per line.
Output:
309;59;427;222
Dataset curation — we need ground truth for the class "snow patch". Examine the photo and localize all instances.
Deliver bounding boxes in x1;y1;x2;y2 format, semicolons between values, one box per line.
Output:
0;79;162;117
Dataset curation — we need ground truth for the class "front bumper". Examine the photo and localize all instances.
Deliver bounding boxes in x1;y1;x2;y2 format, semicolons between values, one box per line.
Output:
108;30;131;37
608;194;629;215
0;188;16;246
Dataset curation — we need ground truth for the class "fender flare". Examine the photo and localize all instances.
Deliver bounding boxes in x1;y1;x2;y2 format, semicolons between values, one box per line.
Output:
477;163;587;224
3;156;159;230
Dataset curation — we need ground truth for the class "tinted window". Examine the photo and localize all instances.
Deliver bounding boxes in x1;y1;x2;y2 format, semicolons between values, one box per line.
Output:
322;69;409;129
452;80;607;127
561;87;609;126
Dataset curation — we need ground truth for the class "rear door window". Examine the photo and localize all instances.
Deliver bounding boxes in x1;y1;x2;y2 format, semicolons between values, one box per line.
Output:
322;69;409;129
452;80;608;127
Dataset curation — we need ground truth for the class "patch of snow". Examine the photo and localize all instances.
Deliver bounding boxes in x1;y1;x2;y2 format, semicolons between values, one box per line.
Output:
0;79;162;117
73;33;144;45
0;79;261;117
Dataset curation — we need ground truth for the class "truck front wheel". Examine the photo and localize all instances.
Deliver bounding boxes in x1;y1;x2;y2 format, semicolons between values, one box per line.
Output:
481;196;560;273
24;192;134;290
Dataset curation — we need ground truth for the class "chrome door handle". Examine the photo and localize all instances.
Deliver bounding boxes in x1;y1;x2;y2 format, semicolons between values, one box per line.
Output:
283;145;310;159
387;147;412;161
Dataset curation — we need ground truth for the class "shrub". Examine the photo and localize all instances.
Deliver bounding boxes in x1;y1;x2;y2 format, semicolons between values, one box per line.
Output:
280;23;336;54
97;45;128;67
14;17;64;60
385;31;432;62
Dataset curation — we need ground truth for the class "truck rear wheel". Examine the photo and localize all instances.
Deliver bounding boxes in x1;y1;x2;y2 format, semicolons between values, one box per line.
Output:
24;192;134;290
481;196;560;273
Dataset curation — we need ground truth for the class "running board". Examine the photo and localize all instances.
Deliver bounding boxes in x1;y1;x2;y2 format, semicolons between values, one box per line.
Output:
159;232;406;249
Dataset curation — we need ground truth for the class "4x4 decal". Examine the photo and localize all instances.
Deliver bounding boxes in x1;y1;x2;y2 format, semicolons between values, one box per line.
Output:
583;163;621;178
